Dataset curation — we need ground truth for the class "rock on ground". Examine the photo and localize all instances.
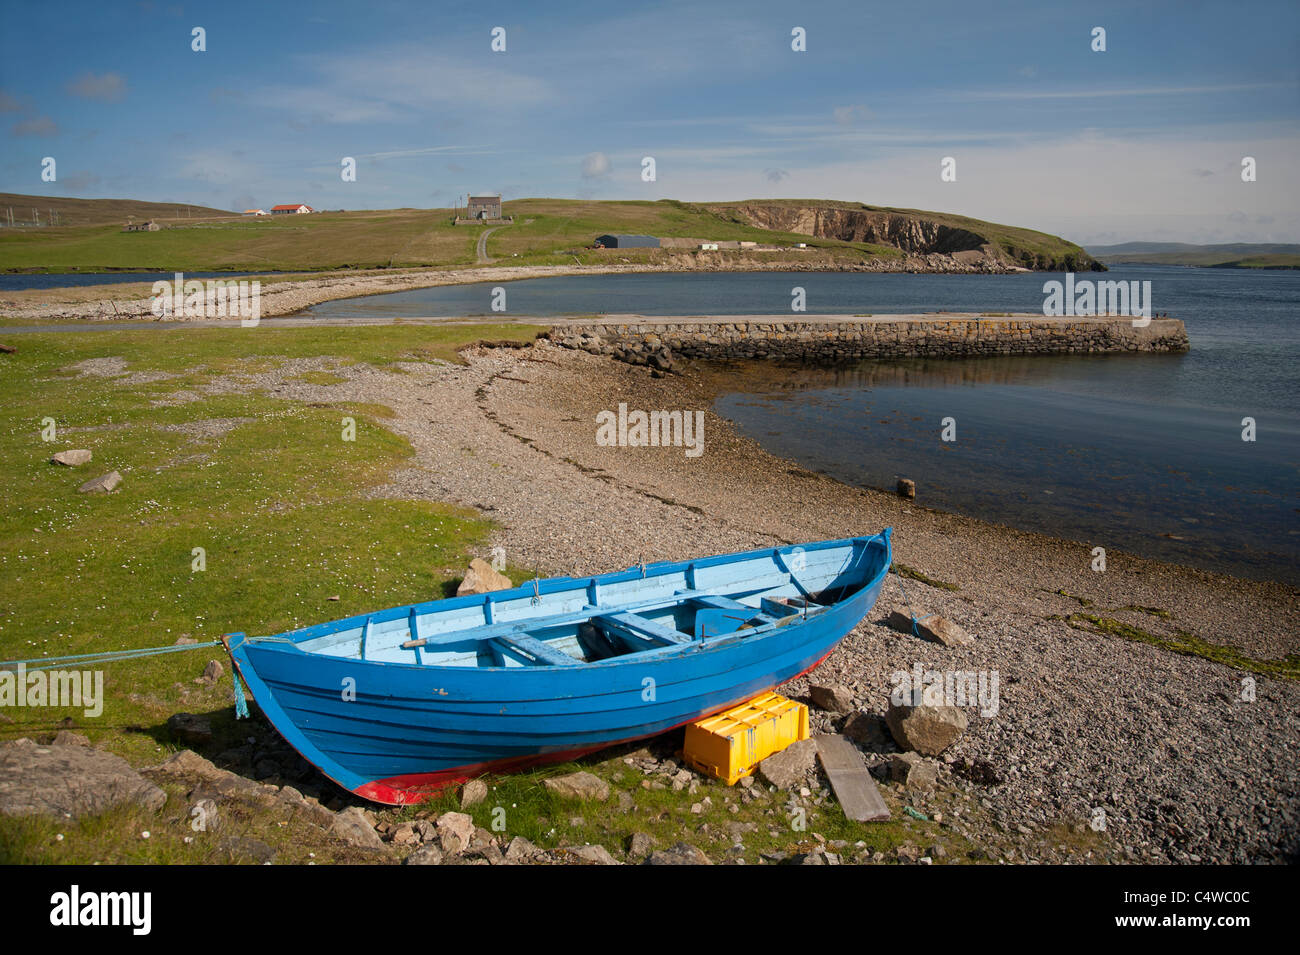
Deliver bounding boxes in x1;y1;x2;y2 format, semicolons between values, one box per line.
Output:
885;701;968;755
889;752;939;790
405;844;444;865
542;771;609;801
0;738;166;818
77;470;122;494
809;683;855;713
460;778;488;807
645;842;712;865
566;844;620;865
144;749;269;804
436;811;475;854
332;806;385;849
456;558;513;596
757;738;818;789
50;449;92;466
887;610;974;647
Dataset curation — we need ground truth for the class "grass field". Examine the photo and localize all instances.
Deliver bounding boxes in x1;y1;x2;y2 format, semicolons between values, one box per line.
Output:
0;196;1095;274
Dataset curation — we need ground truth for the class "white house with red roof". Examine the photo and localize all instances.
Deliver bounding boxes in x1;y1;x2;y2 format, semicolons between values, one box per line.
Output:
270;204;313;215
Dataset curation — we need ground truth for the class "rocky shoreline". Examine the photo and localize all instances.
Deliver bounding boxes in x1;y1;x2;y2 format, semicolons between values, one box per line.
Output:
0;252;1025;323
259;342;1299;861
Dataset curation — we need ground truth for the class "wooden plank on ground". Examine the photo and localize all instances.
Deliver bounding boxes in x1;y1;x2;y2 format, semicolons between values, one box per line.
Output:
814;733;890;822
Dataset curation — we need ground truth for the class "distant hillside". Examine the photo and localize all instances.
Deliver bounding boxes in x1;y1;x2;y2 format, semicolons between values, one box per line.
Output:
1088;241;1300;269
0;195;1097;273
706;200;1101;271
0;193;234;228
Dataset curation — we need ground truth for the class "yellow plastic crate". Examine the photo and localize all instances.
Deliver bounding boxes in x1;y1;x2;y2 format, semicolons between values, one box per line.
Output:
683;692;809;784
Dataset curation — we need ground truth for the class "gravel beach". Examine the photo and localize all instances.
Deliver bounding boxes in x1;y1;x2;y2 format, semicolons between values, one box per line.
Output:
220;339;1299;864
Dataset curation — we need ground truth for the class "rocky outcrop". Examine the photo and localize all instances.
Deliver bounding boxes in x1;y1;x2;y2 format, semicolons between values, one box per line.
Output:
0;737;167;818
709;202;1102;272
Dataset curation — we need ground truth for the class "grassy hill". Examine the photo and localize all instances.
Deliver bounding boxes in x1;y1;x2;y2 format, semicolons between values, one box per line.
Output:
1088;242;1300;269
0;193;233;228
0;195;1096;273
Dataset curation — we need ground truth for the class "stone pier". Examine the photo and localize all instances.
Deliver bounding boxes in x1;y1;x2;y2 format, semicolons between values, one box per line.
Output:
547;312;1189;363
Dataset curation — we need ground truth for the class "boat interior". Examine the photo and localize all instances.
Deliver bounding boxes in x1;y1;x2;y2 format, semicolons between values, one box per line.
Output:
286;537;887;669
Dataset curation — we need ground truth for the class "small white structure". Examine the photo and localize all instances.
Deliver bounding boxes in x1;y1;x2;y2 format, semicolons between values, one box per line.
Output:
242;209;267;216
271;204;313;215
699;243;719;251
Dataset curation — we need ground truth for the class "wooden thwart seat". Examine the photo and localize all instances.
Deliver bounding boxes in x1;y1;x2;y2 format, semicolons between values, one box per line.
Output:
596;611;692;648
490;633;580;667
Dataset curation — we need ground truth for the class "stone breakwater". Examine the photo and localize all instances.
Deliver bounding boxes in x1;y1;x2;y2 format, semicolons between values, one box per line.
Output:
548;313;1189;365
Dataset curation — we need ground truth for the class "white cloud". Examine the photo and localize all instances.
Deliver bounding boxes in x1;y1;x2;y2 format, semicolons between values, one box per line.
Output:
832;105;873;126
12;115;57;137
67;72;127;101
634;130;1300;244
581;152;611;178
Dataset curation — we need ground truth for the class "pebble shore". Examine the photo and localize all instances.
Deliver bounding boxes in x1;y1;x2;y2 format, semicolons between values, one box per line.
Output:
233;341;1298;864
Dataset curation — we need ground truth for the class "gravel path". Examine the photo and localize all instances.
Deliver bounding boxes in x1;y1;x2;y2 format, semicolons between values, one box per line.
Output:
175;342;1300;863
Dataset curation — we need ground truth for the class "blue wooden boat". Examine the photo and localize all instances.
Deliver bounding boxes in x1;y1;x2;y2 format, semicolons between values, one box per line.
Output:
224;529;891;805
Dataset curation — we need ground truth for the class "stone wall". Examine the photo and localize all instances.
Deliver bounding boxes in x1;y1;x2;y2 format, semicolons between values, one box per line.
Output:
549;315;1189;365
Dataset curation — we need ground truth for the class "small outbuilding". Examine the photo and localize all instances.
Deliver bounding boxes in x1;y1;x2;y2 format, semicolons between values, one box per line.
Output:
594;234;660;249
122;220;160;232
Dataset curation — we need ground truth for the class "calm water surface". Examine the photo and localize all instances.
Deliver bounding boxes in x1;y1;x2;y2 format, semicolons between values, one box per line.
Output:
311;266;1300;582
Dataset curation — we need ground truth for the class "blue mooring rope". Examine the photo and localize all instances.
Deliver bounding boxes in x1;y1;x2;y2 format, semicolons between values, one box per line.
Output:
890;566;931;639
0;638;244;714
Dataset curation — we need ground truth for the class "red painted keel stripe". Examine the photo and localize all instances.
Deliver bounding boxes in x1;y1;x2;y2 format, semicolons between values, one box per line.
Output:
354;647;837;805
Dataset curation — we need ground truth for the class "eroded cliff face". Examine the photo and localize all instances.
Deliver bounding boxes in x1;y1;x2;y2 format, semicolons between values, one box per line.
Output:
723;204;986;254
710;203;1101;271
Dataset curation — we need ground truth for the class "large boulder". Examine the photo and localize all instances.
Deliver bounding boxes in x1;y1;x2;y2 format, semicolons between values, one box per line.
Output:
885;701;968;755
456;558;512;596
0;738;166;818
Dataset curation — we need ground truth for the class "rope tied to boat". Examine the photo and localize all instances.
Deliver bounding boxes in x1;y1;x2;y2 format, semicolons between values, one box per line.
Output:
1;637;251;717
889;566;931;640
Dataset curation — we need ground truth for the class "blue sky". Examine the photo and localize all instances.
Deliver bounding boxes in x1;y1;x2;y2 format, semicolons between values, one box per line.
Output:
2;0;1297;244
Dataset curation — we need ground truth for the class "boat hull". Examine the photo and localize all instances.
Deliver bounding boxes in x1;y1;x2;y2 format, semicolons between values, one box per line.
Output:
228;532;890;805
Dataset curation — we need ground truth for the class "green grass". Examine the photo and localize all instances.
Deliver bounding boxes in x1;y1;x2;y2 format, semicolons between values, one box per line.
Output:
1060;614;1300;681
0;324;541;771
0;208;476;273
892;562;961;592
0;197;1096;275
1096;251;1300;269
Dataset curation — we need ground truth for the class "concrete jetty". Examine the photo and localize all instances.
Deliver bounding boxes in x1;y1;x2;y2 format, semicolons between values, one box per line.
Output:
548;312;1189;362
